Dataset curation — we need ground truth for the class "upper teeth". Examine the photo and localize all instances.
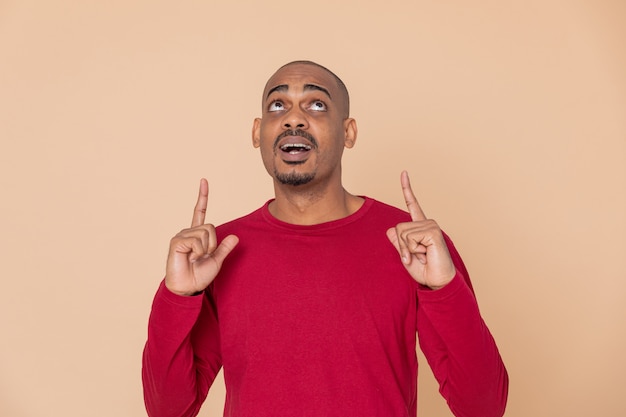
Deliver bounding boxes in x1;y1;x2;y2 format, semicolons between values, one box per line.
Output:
281;144;311;151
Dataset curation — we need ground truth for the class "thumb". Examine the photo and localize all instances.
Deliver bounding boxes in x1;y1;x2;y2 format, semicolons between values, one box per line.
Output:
386;227;401;253
211;234;239;265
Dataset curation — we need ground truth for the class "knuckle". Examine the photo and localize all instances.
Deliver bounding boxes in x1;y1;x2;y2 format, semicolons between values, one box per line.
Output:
170;233;185;244
425;219;441;232
199;228;210;240
395;221;411;231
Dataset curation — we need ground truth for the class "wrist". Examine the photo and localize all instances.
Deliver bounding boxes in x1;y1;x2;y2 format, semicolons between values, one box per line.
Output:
164;280;203;297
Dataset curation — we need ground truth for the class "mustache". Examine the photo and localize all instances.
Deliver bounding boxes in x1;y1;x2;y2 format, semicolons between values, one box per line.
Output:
273;129;318;150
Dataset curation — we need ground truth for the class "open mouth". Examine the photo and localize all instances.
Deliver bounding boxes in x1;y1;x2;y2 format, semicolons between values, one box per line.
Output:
280;143;312;154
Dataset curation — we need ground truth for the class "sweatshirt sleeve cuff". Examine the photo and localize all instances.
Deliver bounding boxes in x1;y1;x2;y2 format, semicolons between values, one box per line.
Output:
416;271;472;303
155;279;205;309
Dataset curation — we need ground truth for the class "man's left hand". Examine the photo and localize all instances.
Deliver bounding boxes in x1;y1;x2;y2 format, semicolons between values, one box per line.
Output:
386;171;456;290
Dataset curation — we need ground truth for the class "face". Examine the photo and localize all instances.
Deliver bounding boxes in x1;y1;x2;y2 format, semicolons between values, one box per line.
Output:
252;63;357;188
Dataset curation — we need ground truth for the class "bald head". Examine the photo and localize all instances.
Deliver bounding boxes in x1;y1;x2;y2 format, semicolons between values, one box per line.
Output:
263;60;350;118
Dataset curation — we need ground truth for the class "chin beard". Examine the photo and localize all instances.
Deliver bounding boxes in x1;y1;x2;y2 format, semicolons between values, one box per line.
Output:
275;170;315;186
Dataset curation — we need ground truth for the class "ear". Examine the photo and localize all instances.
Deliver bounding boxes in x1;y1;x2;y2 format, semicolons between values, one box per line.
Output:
343;118;358;149
252;118;261;148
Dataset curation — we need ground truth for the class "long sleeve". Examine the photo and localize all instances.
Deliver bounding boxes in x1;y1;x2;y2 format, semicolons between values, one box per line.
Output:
416;236;509;417
142;281;222;417
141;199;508;417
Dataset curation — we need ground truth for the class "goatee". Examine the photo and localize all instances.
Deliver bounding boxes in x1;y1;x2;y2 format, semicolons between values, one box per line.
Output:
275;171;315;186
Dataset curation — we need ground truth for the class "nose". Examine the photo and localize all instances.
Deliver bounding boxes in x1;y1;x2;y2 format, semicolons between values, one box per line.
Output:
282;107;309;130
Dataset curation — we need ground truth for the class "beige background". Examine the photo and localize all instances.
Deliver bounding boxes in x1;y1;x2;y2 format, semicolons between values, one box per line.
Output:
1;1;625;416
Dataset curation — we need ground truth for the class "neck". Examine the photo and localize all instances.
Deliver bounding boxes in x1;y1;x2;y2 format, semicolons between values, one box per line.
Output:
269;181;364;225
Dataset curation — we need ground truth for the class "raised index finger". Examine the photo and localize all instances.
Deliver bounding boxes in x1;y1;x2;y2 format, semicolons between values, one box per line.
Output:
401;170;427;221
191;178;209;227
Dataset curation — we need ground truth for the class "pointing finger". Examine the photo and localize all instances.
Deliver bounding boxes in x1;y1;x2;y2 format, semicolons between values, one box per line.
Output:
401;171;427;221
191;178;209;227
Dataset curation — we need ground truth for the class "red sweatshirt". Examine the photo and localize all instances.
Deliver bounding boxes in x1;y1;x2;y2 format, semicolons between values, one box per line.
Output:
142;197;508;417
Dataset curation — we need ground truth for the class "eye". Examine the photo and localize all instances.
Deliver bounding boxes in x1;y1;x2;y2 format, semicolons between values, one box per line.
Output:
308;100;327;112
268;100;284;112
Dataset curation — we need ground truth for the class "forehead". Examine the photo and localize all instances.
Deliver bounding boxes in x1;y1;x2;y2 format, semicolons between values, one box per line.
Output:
262;64;338;99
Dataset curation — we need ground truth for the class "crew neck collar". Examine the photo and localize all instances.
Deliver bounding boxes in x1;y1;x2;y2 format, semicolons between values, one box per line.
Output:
260;197;373;232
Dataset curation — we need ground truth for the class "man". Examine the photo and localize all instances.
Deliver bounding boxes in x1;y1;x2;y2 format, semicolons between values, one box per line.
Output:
142;61;508;417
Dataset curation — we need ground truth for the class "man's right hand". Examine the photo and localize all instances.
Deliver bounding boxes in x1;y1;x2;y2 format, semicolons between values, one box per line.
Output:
165;179;239;296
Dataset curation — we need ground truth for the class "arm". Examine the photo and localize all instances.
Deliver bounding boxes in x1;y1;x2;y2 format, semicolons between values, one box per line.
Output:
387;171;508;416
142;282;221;417
416;236;508;417
142;179;238;417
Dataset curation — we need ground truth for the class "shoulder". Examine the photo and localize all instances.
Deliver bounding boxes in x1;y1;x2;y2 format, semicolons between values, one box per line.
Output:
361;197;412;223
215;201;269;238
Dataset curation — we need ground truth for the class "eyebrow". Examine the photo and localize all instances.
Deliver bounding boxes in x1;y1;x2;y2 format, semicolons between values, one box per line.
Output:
266;83;332;100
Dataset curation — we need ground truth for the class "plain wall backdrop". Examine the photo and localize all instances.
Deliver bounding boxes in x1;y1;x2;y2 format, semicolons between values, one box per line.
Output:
1;1;625;416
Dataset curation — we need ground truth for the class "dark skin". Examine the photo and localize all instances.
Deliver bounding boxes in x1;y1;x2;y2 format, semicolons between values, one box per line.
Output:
252;62;361;225
165;62;456;296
